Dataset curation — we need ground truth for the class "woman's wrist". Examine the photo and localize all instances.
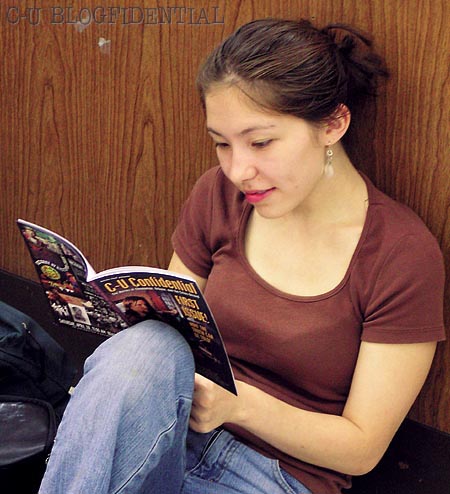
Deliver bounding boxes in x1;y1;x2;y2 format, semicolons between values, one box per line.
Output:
232;380;261;427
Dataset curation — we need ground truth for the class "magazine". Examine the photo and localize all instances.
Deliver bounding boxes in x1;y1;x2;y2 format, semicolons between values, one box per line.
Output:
17;219;236;394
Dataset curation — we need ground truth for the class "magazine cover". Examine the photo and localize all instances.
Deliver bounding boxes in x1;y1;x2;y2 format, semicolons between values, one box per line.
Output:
17;219;236;393
92;268;235;392
18;220;121;335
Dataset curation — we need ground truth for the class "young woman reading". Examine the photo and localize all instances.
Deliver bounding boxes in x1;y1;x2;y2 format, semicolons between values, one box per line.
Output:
39;18;445;494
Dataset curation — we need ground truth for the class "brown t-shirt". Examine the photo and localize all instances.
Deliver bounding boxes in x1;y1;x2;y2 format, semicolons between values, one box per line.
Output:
172;166;446;494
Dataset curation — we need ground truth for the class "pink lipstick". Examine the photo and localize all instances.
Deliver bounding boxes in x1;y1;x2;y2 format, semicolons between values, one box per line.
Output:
244;188;275;204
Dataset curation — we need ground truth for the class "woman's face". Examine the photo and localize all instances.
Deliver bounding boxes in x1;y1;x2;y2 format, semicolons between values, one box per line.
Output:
205;85;330;220
131;299;149;317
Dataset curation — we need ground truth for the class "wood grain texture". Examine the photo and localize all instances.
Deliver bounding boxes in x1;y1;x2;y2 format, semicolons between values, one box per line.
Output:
0;0;448;431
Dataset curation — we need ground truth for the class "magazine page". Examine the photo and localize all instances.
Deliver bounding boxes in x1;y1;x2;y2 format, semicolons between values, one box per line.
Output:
17;219;126;336
92;267;237;394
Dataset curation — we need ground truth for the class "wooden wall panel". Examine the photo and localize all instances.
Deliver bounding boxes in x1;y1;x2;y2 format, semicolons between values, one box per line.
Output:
0;0;448;431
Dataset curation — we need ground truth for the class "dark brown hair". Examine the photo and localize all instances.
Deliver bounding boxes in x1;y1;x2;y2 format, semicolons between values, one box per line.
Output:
196;18;389;124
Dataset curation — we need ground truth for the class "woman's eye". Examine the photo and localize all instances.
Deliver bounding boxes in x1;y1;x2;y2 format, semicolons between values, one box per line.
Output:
252;139;272;148
215;142;229;149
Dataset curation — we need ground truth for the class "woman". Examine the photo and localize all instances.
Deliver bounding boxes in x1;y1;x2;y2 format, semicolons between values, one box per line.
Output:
39;18;445;494
119;295;156;325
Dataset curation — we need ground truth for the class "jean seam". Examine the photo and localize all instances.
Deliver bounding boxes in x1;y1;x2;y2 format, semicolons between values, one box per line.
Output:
186;431;238;484
218;439;240;483
272;460;311;494
185;429;224;476
111;396;191;494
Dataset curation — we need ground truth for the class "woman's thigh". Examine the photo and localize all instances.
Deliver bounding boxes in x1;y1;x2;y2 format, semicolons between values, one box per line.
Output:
181;429;312;494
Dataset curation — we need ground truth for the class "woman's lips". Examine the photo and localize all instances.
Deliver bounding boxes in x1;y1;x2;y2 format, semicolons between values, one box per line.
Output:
244;188;276;204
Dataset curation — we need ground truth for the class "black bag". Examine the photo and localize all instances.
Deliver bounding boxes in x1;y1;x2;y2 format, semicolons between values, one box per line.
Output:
0;300;76;420
0;301;76;492
0;395;57;493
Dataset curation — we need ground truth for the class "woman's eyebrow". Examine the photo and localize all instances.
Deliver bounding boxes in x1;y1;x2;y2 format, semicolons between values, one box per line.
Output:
206;124;276;138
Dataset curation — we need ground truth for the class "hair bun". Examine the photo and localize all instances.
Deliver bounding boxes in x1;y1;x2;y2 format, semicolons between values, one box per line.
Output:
337;34;357;56
321;24;372;52
321;23;389;99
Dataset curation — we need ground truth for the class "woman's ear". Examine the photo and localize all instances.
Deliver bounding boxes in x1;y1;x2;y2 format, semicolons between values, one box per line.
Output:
323;104;351;144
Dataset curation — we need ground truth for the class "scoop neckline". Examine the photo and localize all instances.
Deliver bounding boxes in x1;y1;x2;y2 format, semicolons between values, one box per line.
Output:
236;172;374;302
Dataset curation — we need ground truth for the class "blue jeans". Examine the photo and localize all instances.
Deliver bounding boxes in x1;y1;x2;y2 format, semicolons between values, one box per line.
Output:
39;321;311;494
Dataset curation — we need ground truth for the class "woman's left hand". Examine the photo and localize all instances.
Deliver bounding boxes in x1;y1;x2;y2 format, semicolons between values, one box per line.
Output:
189;373;243;433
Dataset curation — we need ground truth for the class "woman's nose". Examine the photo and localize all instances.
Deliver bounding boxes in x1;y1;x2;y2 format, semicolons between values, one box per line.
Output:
226;148;258;183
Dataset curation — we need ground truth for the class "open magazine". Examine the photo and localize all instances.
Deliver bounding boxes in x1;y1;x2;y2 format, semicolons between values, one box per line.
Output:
17;219;236;394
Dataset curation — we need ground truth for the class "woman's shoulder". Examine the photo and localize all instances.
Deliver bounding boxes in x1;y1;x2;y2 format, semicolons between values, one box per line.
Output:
353;175;445;339
363;174;440;248
355;174;444;299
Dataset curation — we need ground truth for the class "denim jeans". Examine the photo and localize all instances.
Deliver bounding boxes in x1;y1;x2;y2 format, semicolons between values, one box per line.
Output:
39;320;311;494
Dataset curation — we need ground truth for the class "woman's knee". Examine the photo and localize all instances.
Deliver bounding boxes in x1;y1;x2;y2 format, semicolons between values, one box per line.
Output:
84;320;195;382
66;320;194;430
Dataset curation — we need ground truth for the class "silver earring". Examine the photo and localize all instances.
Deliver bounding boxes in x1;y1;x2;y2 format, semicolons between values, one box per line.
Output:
324;146;334;178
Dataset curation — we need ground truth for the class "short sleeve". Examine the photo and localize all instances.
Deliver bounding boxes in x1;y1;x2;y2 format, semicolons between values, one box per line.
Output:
171;167;221;278
361;233;446;343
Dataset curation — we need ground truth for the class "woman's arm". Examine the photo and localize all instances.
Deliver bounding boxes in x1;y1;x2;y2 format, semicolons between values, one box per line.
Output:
170;252;438;476
191;339;437;476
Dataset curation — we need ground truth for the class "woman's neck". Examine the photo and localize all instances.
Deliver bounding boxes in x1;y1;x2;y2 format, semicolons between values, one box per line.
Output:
261;145;368;232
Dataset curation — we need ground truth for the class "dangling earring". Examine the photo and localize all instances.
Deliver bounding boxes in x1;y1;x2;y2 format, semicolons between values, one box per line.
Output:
324;145;334;178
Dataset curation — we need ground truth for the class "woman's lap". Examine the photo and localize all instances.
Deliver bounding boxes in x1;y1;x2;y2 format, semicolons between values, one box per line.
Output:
182;429;312;494
40;320;311;494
